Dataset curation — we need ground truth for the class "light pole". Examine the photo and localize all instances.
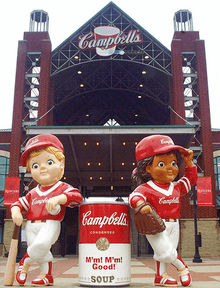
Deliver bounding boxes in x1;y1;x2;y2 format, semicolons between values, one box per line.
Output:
192;185;202;263
16;166;27;262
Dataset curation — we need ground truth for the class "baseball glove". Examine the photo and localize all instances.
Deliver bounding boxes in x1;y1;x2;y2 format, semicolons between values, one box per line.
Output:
134;202;165;235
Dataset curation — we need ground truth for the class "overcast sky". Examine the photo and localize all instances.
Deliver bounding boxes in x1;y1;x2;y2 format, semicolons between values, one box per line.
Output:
0;0;219;130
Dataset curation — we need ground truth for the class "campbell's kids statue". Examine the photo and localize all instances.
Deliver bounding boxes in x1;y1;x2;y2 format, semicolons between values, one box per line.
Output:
10;134;83;286
129;135;197;287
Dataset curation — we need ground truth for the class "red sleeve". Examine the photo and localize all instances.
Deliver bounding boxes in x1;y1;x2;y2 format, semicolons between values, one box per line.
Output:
129;185;147;208
129;196;144;208
177;165;197;196
10;201;22;213
10;192;32;213
63;187;83;207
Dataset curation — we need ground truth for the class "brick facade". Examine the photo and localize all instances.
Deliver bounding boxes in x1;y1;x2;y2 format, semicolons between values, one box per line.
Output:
0;131;11;153
8;32;52;179
171;31;217;220
179;219;220;258
170;39;185;125
9;40;27;178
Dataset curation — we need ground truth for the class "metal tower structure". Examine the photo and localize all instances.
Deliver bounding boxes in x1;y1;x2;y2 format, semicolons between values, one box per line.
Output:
22;10;51;128
23;51;41;127
172;10;216;219
9;10;51;180
174;10;193;32
29;10;49;32
173;10;203;175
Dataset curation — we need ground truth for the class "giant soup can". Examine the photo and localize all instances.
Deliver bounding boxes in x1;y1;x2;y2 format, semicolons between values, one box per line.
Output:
79;198;131;286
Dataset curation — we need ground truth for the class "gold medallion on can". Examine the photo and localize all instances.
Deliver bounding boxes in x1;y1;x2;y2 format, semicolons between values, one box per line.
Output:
96;237;110;251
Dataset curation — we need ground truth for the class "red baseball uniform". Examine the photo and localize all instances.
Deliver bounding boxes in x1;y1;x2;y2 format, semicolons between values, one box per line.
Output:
11;181;82;220
129;165;197;219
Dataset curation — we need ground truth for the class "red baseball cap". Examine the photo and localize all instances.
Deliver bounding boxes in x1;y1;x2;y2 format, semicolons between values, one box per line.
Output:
135;134;188;162
20;134;64;167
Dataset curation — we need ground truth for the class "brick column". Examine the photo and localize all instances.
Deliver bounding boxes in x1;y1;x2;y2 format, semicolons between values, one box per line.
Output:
170;39;185;125
196;40;216;218
9;40;27;177
37;39;52;126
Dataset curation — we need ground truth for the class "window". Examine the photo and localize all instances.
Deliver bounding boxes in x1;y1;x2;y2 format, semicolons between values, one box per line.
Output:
214;156;220;191
0;210;5;244
0;156;9;192
0;155;9;244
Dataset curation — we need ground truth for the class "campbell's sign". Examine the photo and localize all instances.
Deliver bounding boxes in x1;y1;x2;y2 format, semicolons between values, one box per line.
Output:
78;26;142;56
82;211;128;228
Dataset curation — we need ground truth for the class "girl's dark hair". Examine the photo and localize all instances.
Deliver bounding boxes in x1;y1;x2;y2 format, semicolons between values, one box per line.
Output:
136;156;154;185
131;150;181;188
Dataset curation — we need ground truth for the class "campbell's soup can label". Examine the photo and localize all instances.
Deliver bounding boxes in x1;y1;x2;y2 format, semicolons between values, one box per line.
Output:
78;198;131;286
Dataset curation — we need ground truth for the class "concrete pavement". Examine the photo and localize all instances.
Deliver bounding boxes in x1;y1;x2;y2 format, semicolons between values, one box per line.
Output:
0;256;219;287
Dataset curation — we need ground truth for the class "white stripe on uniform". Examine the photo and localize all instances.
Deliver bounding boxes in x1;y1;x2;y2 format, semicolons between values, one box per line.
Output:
178;177;191;193
19;197;29;211
128;192;146;204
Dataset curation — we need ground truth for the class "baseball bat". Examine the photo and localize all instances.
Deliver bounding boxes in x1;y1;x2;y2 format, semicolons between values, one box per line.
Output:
3;225;20;286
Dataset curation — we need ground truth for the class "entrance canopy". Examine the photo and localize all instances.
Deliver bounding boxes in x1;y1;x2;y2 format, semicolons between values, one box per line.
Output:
25;125;195;196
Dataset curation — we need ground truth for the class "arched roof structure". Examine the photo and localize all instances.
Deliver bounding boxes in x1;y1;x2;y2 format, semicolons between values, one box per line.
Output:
51;1;172;127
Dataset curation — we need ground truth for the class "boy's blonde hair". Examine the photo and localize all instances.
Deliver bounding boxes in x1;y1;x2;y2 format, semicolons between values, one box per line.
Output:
26;146;65;180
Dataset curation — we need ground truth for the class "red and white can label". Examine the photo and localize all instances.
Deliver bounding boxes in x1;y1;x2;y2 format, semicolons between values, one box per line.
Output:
79;203;130;244
79;202;131;286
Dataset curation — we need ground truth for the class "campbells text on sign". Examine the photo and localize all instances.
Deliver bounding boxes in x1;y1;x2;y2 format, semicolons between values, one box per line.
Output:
78;26;142;56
